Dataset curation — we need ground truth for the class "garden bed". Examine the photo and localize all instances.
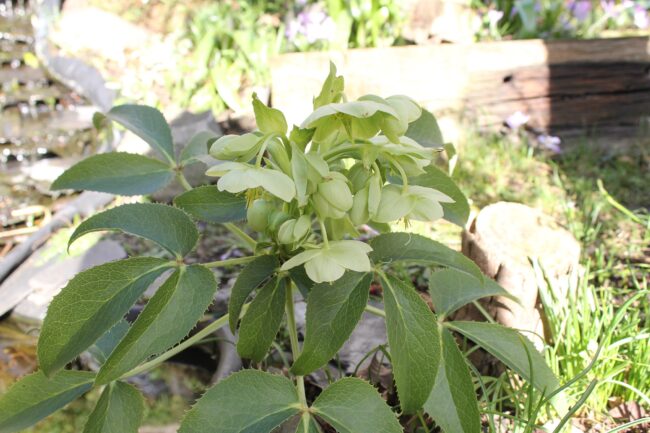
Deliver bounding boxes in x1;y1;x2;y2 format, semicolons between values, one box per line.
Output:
271;36;650;145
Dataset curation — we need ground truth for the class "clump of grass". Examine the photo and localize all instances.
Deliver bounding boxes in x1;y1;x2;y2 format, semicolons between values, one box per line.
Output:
452;128;650;427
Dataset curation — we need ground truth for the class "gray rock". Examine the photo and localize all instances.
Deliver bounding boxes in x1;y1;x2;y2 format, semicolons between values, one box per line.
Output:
337;301;387;374
295;297;387;374
3;239;126;324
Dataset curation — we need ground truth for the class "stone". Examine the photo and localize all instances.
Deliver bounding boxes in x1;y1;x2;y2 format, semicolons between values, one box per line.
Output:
457;202;581;348
1;237;126;323
337;301;388;373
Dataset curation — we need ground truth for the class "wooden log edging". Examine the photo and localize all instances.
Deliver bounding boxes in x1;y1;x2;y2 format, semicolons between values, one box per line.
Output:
271;37;650;140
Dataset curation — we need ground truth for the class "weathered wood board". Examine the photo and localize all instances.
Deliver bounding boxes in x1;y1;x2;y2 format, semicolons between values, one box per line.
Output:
270;37;650;139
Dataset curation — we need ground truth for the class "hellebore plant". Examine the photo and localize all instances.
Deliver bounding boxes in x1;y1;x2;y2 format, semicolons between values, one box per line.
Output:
0;65;565;433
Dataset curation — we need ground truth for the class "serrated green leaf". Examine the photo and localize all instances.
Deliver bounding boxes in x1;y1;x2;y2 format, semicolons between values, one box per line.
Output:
289;126;315;150
0;370;95;433
411;165;470;227
313;62;344;109
237;277;286;362
253;93;288;135
180;131;219;165
405;108;444;148
381;274;440;414
429;269;513;317
448;321;560;395
311;378;401;433
178;370;300;433
88;320;130;365
229;254;279;331
97;265;217;384
369;233;483;282
174;185;246;223
291;272;371;375
107;104;174;163
38;257;172;376
82;382;144;433
424;327;480;433
70;203;199;258
51;153;174;196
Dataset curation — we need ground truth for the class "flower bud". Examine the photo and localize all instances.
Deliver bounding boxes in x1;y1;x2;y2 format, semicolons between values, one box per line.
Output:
350;185;369;226
277;215;311;244
313;175;353;219
246;199;274;232
210;133;262;162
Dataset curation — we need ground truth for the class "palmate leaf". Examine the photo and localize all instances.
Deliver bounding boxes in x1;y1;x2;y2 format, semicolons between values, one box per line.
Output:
311;378;402;433
178;370;301;433
38;257;173;376
411;165;470;227
428;269;514;317
237;278;286;362
174;185;246;224
97;265;217;384
0;370;95;433
424;327;480;433
82;382;144;433
291;272;371;376
448;321;561;396
51;152;174;196
381;274;440;414
69;203;199;258
228;254;279;331
369;233;483;282
106;104;175;163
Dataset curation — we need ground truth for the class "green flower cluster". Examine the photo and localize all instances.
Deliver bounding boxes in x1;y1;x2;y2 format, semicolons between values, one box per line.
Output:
206;64;453;283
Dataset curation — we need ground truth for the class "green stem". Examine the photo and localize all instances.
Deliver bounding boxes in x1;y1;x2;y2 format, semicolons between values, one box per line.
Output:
176;169;257;250
321;143;359;161
256;134;276;167
318;219;330;248
384;155;408;193
120;311;232;379
417;410;431;433
285;282;308;414
203;255;256;268
364;304;386;317
223;223;257;250
177;171;192;191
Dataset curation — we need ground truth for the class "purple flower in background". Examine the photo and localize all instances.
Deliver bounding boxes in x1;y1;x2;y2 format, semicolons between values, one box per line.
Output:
285;5;336;44
569;0;592;21
505;111;530;129
600;0;618;18
634;6;649;29
487;9;504;27
537;134;562;154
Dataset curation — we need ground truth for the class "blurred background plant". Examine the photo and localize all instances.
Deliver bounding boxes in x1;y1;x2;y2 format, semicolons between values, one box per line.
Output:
105;0;407;114
472;0;650;40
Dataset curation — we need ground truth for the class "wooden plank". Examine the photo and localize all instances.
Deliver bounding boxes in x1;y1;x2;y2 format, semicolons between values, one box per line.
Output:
270;37;650;137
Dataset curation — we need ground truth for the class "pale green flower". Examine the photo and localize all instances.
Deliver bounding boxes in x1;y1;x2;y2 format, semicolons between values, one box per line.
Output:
280;240;373;283
206;162;296;202
373;184;454;223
